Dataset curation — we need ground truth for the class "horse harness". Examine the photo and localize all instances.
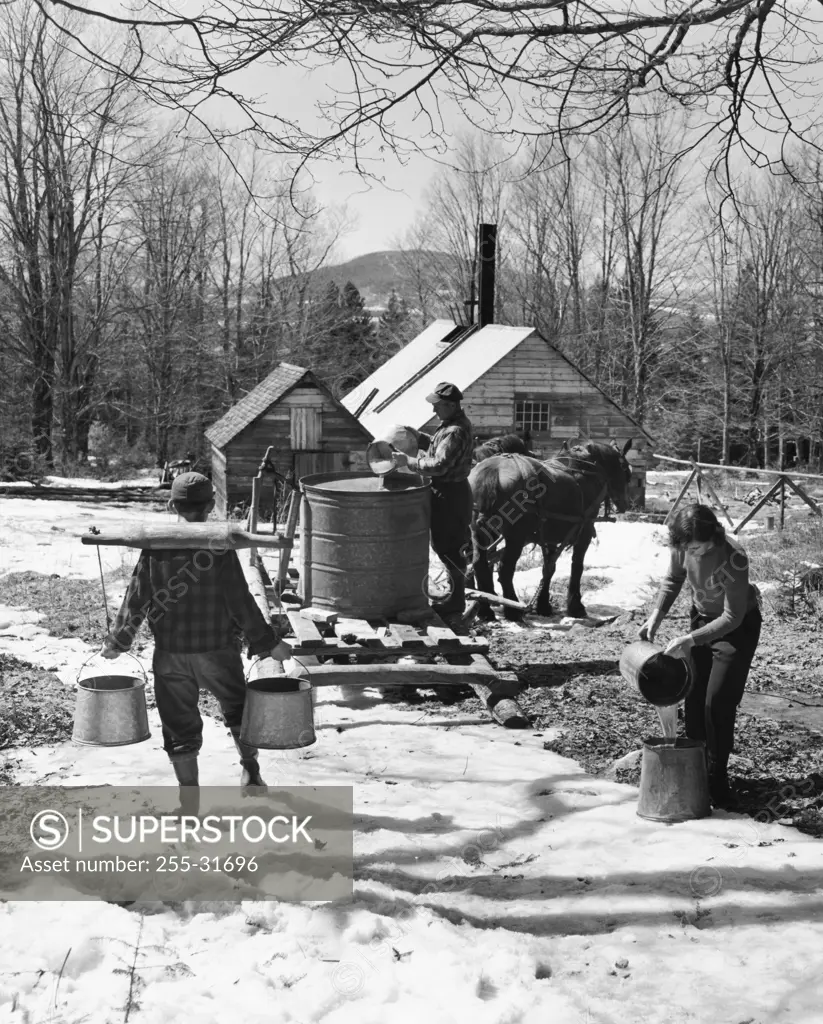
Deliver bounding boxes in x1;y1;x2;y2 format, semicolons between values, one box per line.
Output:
473;452;611;548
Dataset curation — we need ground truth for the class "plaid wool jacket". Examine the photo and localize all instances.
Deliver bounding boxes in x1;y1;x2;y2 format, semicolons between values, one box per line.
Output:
416;410;474;482
106;548;278;656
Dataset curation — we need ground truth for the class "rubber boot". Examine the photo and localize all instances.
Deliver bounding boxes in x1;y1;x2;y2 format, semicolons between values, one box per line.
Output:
240;758;267;790
708;756;736;810
171;756;200;818
229;725;267;792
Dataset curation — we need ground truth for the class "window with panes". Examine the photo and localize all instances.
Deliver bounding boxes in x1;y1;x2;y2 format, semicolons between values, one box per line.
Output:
514;399;550;434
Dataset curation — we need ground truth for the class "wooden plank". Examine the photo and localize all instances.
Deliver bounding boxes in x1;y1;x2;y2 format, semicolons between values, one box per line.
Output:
280;638;487;659
299;606;339;626
427;616;489;654
294;662;514;686
389;623;432;649
426;625;462;649
81;524;293;550
653;454;823;483
464;588;529;612
377;631;403;652
285;609;328;649
333;617;385;648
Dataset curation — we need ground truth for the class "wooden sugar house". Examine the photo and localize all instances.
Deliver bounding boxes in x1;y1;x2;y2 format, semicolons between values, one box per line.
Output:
205;363;374;517
343;225;653;507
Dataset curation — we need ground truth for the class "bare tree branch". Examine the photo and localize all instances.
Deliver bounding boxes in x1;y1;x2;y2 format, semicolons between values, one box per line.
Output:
22;0;823;188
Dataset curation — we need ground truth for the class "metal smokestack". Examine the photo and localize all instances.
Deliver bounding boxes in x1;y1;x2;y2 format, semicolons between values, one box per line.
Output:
477;222;497;327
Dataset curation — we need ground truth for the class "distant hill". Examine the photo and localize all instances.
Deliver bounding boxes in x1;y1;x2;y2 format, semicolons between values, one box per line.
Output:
305;249;455;311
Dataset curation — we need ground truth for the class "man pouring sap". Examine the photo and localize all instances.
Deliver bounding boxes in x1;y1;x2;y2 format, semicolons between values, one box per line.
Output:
390;382;474;616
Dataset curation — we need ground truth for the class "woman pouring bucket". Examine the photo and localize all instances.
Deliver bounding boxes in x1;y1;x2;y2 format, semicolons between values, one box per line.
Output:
639;504;762;809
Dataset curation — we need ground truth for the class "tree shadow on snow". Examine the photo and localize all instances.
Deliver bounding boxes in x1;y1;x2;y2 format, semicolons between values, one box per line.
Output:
351;772;624;870
346;867;823;937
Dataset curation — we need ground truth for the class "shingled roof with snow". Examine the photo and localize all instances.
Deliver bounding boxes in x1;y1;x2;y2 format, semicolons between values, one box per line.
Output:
205;363;310;449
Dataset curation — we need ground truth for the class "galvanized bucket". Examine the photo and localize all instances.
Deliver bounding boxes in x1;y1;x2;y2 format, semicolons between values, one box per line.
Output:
240;674;316;750
619;641;693;707
72;652;151;746
366;439;399;477
367;425;419;478
637;738;711;822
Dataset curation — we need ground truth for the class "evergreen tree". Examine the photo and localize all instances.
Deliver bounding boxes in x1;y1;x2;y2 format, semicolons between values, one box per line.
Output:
335;281;374;380
340;281;375;354
374;289;413;367
380;290;410;336
302;280;375;381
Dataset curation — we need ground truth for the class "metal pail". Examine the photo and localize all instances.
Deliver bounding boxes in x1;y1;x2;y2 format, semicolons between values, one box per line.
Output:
367;439;399;477
72;653;150;746
619;641;693;707
637;737;711;822
240;675;316;750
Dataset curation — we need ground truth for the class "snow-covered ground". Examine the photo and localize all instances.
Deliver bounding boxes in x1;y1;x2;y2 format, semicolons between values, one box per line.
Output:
2;471;162;490
512;520;671;616
1;493;822;1024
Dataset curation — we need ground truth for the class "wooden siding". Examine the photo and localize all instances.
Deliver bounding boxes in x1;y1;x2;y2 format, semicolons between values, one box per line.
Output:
211;381;373;514
211;443;229;517
460;333;642;455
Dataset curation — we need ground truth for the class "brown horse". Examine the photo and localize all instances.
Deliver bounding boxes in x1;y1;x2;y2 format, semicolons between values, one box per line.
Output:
469;439;632;620
473;433;536;463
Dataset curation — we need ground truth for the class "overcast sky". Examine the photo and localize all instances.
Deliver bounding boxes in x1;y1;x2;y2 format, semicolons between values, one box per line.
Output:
241;58;463;260
93;2;823;262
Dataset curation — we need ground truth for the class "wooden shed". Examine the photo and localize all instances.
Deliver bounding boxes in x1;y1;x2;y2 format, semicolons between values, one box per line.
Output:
205;362;374;517
342;320;655;506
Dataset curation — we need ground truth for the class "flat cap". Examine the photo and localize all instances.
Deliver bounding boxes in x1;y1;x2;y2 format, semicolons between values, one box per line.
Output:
425;381;463;403
170;471;214;503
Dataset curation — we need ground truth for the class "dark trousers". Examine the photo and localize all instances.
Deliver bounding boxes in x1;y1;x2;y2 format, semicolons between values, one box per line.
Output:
684;606;762;772
430;479;473;597
153;644;257;763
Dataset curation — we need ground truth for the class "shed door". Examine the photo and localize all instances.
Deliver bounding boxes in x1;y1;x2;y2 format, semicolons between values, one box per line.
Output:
290;407;322;450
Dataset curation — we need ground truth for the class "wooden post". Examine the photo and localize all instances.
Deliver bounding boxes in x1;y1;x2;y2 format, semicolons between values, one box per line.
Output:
732;477;784;534
691;460;734;527
779;475;786;531
298;491;310;605
782;475;823;517
248;475;261;565
275;489;300;594
664;466;698;525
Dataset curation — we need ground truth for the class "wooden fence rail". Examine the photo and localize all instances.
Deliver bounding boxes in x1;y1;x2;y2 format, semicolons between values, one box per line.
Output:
650;454;823;533
651;454;823;483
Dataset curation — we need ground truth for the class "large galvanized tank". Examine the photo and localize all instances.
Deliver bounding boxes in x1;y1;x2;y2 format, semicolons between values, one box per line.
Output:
298;472;431;618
